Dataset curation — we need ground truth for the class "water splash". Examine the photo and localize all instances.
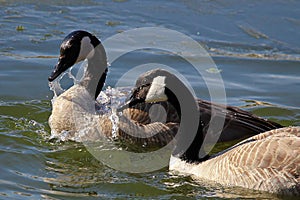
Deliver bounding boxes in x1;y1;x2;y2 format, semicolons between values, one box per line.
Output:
107;86;121;139
49;130;72;142
97;87;131;139
96;91;111;115
48;79;64;99
67;69;77;84
48;59;132;141
109;112;119;139
48;66;81;101
96;86;130;113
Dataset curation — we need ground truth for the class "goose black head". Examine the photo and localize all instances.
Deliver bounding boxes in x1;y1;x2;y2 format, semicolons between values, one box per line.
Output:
120;69;183;115
48;30;101;82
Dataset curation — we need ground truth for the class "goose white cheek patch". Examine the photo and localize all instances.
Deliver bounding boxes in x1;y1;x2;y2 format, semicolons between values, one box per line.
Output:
145;76;168;103
76;36;95;63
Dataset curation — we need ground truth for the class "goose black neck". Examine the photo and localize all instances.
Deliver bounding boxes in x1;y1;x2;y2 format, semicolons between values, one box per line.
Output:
165;87;181;118
178;121;208;163
174;110;208;163
166;74;204;163
80;43;108;100
95;68;108;99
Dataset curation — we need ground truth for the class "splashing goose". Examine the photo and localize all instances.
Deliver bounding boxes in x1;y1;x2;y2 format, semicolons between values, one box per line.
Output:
48;30;108;141
48;30;179;145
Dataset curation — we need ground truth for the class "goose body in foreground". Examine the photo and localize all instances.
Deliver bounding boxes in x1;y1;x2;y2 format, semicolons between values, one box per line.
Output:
125;69;299;195
169;126;300;195
48;30;281;147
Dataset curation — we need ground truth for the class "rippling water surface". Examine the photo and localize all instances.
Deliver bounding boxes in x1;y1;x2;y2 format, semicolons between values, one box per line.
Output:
0;0;299;199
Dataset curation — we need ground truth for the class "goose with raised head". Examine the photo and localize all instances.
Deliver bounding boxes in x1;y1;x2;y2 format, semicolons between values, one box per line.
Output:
48;30;179;146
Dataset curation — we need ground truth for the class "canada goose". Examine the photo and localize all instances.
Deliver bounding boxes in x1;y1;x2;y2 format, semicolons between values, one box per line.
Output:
133;71;299;195
125;68;282;148
48;30;281;148
169;126;300;195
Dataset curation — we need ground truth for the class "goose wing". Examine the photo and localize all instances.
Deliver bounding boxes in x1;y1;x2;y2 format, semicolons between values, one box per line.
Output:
118;115;178;148
116;106;179;148
197;99;282;142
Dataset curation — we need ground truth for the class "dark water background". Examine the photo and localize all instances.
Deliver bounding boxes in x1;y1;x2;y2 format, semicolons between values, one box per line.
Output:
0;0;299;199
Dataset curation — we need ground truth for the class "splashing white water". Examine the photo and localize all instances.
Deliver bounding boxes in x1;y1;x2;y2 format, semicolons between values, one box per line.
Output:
67;69;77;83
48;61;132;141
97;86;131;139
48;64;85;101
96;86;130;114
48;78;65;100
106;87;122;139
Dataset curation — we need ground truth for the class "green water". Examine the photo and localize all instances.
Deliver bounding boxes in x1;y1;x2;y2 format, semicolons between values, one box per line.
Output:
0;0;299;199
